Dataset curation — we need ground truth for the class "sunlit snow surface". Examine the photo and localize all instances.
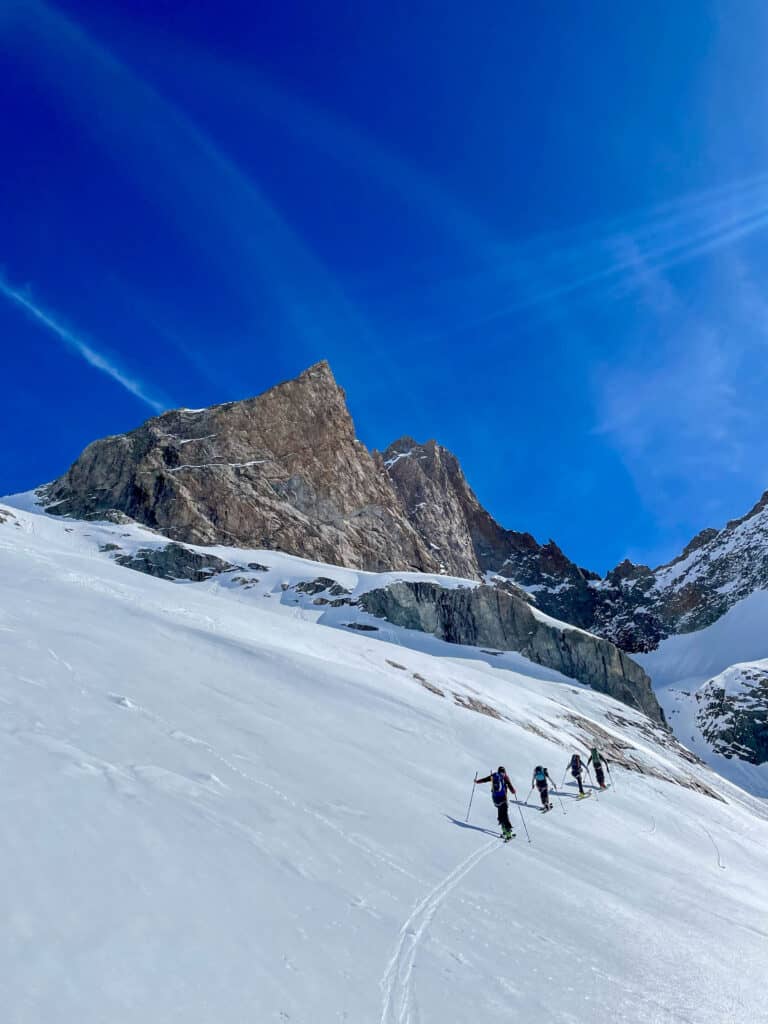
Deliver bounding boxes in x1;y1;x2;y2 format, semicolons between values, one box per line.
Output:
0;497;767;1023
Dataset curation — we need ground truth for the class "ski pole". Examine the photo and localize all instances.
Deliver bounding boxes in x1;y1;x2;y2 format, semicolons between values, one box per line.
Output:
516;795;532;844
606;763;615;790
561;768;568;789
466;773;478;822
552;784;567;816
585;766;599;801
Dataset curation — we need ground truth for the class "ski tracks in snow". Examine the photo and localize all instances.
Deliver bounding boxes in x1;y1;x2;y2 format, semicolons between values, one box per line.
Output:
106;693;421;884
380;838;498;1024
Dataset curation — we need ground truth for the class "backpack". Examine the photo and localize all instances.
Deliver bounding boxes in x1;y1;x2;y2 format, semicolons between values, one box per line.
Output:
534;766;546;783
591;748;602;766
570;754;581;772
491;771;507;804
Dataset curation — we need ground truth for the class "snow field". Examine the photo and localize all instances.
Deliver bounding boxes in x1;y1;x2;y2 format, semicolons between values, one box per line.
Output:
0;502;767;1023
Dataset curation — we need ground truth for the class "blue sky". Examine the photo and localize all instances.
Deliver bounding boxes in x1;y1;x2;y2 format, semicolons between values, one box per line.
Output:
2;0;768;573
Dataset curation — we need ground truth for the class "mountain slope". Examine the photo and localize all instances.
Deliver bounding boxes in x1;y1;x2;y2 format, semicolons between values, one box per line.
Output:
382;436;768;781
383;438;768;653
637;589;768;796
589;488;768;651
0;501;766;1023
26;357;768;784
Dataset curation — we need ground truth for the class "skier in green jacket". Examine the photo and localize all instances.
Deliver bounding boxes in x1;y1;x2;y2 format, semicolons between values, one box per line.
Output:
587;746;609;789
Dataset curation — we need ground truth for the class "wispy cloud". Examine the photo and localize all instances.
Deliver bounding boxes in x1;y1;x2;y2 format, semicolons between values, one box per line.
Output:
5;0;370;364
590;242;766;538
418;175;768;340
0;278;168;412
196;68;768;334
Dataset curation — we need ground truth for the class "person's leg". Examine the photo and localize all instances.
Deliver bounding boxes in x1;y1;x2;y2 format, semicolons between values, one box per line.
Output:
596;765;605;787
499;802;512;833
577;772;584;794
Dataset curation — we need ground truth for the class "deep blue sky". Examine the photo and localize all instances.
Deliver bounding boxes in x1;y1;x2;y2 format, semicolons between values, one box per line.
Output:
3;1;768;572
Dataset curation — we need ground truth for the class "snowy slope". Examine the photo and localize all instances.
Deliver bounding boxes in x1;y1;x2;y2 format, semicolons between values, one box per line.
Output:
1;500;767;1024
637;590;768;796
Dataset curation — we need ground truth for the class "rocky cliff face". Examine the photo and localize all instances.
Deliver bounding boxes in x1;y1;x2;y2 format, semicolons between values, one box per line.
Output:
385;436;602;618
359;581;663;723
382;438;768;655
380;439;490;579
383;437;600;625
42;362;437;574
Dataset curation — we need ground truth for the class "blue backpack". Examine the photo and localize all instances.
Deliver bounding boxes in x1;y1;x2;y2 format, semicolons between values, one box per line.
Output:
491;771;507;805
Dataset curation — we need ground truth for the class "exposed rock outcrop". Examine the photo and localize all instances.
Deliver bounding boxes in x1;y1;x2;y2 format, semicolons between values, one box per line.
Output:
695;662;768;765
359;581;663;723
115;544;236;582
42;363;437;574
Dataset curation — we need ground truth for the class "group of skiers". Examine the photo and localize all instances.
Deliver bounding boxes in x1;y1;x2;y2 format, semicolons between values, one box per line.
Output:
476;747;610;841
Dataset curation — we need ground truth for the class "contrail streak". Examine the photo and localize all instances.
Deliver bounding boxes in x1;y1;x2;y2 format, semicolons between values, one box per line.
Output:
0;278;168;412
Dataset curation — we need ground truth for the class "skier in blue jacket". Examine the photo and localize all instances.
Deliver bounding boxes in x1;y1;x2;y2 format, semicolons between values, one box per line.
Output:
476;767;516;839
532;765;554;810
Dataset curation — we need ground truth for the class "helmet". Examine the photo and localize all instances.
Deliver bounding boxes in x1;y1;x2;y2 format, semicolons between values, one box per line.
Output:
535;765;543;773
497;766;506;774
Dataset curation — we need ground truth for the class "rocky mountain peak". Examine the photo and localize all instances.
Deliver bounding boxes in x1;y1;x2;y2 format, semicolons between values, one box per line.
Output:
41;363;437;573
379;436;482;578
606;558;652;583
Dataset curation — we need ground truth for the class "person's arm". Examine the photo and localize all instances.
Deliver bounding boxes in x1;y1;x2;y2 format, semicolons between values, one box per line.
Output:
476;775;491;785
505;776;516;796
